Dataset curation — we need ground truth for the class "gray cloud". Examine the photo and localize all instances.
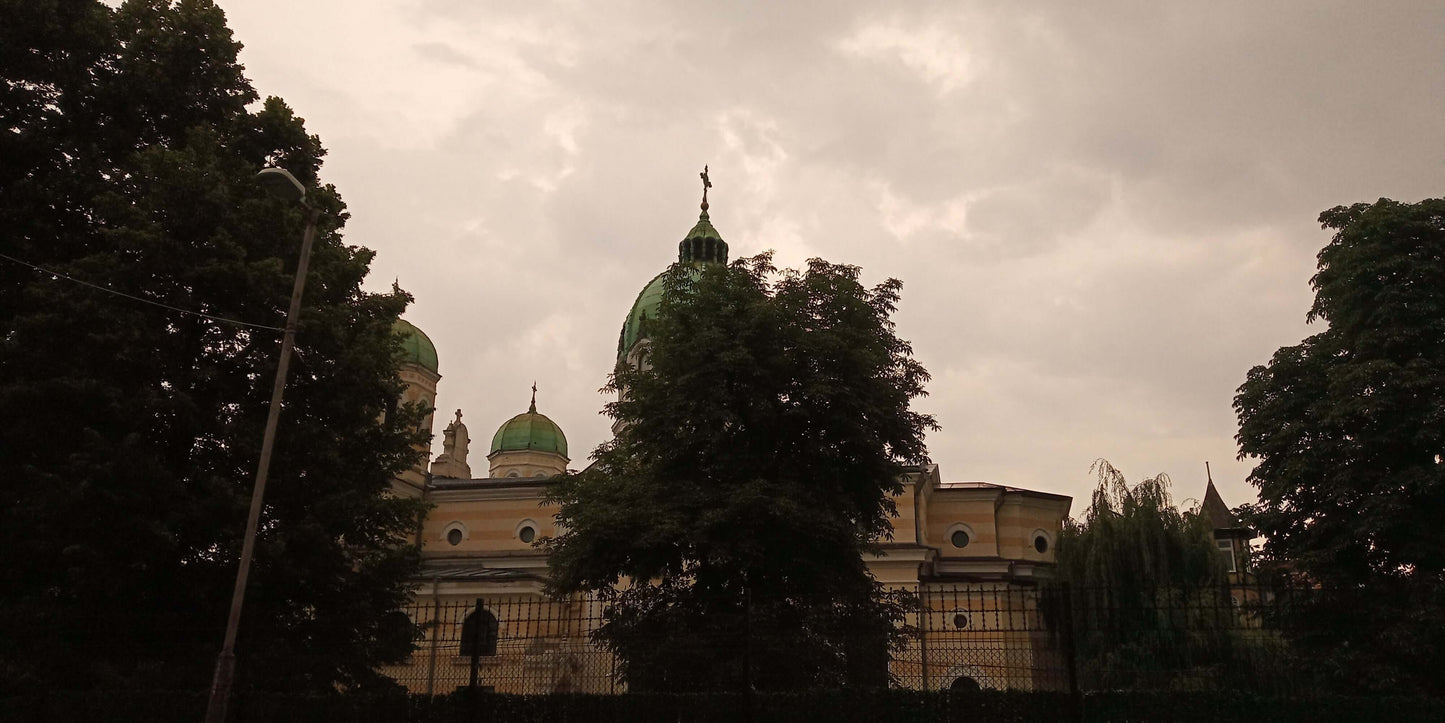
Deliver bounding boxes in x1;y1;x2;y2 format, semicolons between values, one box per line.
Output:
224;0;1444;514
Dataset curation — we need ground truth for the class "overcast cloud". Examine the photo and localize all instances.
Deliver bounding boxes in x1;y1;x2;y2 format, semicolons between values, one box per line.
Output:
222;0;1444;514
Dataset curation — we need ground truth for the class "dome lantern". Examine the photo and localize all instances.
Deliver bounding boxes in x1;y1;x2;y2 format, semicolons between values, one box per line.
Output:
618;166;728;362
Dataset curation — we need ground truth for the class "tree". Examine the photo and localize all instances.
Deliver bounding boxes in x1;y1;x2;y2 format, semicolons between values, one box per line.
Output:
1055;461;1220;592
0;0;426;693
1050;461;1229;689
1234;197;1445;694
545;253;935;692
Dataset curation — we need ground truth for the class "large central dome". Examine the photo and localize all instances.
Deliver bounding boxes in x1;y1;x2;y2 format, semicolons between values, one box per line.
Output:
617;202;729;363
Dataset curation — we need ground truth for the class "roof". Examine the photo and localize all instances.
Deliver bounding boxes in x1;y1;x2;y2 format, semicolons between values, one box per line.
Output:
938;480;1073;502
393;318;439;373
1201;478;1237;529
416;565;537;581
428;476;554;489
489;402;568;458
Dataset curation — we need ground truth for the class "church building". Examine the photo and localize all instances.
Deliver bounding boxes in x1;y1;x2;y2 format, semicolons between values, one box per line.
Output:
382;177;1074;692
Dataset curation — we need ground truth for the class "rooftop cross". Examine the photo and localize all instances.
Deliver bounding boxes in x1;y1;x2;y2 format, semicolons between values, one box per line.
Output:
700;164;712;212
530;381;537;412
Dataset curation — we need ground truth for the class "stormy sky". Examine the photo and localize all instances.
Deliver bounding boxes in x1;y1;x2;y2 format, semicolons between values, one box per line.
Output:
222;0;1443;515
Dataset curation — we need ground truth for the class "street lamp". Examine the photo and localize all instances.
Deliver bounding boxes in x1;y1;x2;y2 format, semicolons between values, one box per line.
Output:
205;167;322;723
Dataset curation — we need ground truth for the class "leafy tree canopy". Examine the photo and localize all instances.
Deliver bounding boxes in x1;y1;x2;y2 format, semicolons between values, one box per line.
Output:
1236;197;1445;586
1051;461;1229;690
0;0;426;693
1055;460;1220;592
1234;196;1445;693
545;253;935;692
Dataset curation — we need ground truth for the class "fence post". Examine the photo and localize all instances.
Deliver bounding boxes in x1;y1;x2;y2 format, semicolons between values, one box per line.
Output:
918;584;930;691
470;597;484;719
426;578;440;696
1060;585;1081;723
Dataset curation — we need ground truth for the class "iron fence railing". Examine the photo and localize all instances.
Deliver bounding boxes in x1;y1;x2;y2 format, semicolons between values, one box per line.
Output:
383;581;1316;697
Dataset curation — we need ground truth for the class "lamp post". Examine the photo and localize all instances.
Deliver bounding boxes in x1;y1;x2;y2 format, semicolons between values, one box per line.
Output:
204;167;321;723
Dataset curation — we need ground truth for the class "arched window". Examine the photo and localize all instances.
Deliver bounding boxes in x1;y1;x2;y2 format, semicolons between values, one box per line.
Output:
460;607;499;657
950;675;981;692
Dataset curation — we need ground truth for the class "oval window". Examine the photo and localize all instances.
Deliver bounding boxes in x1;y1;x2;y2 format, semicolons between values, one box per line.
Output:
447;528;463;546
951;530;969;549
1033;534;1049;554
519;526;536;544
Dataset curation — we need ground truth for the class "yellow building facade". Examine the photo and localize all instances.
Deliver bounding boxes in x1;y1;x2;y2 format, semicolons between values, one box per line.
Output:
383;191;1074;694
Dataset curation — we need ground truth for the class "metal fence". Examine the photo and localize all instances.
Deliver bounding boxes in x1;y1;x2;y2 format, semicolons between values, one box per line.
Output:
382;581;1311;697
379;595;617;695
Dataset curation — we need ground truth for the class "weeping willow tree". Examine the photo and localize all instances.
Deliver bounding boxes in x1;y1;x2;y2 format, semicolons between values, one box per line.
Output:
1056;460;1219;591
1049;460;1236;690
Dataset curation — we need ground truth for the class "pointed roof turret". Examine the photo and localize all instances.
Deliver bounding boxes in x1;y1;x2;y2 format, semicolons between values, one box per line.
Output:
1200;462;1237;530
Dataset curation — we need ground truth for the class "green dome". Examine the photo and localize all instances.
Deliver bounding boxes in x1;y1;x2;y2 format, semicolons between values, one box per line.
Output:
490;403;568;458
394;319;439;373
617;209;728;361
618;270;668;360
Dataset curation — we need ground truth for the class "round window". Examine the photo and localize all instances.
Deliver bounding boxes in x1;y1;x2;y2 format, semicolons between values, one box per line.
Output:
1033;534;1049;554
953;612;969;629
519;526;536;544
951;530;969;549
447;528;463;546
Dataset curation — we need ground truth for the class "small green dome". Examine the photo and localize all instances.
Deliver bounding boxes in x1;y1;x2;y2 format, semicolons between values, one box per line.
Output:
490;402;568;458
394;319;439;373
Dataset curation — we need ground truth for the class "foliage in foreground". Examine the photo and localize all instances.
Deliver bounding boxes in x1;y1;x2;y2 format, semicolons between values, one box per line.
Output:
1235;197;1445;694
8;689;1445;723
1049;461;1231;690
545;253;935;692
0;0;425;693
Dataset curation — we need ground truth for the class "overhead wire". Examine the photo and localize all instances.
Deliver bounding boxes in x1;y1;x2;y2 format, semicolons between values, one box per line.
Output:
0;251;286;332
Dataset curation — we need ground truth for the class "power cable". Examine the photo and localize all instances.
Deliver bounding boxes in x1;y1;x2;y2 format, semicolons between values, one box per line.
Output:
0;251;286;332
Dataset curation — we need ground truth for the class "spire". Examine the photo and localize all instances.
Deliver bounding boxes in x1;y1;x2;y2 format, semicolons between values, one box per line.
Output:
1201;461;1236;530
529;381;537;413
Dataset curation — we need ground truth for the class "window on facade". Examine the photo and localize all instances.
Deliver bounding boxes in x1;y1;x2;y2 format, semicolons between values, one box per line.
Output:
1033;534;1049;554
951;530;969;549
519;525;536;544
446;528;463;546
459;608;499;657
1217;539;1236;573
953;612;969;629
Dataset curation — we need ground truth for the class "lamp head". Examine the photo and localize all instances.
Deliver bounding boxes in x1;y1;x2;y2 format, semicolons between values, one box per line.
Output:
256;167;306;203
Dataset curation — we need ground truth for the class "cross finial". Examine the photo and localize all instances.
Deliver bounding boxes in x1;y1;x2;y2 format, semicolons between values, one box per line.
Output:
700;164;712;212
529;381;537;412
454;409;463;424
